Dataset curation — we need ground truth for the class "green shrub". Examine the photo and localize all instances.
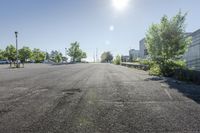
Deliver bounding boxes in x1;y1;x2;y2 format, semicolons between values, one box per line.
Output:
159;60;186;76
55;54;62;63
139;59;153;66
138;59;187;77
174;69;200;84
113;55;121;65
172;60;186;69
148;60;186;76
149;63;161;76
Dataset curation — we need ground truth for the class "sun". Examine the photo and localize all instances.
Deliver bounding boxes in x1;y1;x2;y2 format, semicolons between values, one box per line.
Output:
109;25;115;31
112;0;130;11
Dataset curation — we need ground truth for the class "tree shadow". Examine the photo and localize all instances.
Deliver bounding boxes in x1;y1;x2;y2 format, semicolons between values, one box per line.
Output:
145;76;200;104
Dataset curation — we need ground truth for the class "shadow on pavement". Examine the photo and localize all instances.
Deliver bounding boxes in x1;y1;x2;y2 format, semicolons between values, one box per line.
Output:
145;76;200;104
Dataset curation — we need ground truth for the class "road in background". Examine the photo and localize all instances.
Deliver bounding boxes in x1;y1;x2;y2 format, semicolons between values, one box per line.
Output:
0;64;200;133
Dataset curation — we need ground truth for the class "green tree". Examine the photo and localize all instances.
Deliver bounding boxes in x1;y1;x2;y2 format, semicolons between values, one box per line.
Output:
81;52;87;59
4;45;16;61
67;42;87;62
55;54;62;63
77;51;87;62
113;55;121;65
0;49;5;60
101;51;113;63
62;56;68;62
46;52;50;60
32;48;45;63
50;50;63;63
19;46;32;63
50;50;59;59
145;11;191;75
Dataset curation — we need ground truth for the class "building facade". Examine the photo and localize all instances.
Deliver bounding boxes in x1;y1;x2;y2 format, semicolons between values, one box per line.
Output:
139;38;148;58
184;29;200;71
121;55;130;62
129;49;139;61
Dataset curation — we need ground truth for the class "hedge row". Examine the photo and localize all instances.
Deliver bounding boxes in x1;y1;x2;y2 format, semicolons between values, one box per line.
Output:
173;69;200;84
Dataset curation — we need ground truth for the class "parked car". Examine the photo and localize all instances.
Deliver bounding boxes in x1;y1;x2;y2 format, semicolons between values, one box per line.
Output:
0;60;9;64
27;60;35;63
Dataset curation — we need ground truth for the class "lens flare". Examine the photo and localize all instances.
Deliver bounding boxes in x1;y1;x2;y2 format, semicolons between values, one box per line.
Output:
112;0;130;10
109;25;115;31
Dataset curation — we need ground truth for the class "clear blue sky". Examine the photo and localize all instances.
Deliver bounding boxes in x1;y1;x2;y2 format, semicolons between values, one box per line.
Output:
0;0;200;61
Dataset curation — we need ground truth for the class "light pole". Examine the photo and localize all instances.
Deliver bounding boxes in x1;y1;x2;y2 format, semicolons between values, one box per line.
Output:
65;48;68;62
15;31;19;68
65;48;67;57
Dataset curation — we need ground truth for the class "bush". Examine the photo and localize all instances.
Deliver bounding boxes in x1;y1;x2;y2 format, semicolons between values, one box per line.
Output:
113;55;121;65
139;59;154;67
149;63;161;76
138;59;187;77
148;60;186;76
55;54;62;63
159;60;186;76
174;69;200;84
172;60;186;69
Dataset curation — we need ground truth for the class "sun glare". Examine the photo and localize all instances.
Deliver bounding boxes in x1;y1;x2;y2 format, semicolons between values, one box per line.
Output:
112;0;130;10
109;25;115;31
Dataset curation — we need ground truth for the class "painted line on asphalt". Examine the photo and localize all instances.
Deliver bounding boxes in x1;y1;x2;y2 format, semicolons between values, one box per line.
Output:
96;100;187;104
164;88;173;100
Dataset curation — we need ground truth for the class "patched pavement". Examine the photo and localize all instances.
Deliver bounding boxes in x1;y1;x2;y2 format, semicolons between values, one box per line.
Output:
0;64;200;133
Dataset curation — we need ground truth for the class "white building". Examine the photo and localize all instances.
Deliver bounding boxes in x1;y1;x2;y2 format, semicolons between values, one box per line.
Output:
139;38;148;58
121;55;130;62
129;49;139;61
184;29;200;71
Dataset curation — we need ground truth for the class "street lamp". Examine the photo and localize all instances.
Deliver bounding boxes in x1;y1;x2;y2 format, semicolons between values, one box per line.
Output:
15;31;19;68
65;48;67;57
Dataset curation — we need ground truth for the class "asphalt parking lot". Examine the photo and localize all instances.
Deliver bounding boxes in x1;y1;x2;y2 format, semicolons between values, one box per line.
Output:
0;63;200;133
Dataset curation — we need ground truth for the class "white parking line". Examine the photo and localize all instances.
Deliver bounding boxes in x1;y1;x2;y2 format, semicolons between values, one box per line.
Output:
164;88;173;100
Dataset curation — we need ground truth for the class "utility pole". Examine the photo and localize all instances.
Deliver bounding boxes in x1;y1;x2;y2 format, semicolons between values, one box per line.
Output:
15;31;19;68
96;48;98;63
65;48;67;57
93;51;95;63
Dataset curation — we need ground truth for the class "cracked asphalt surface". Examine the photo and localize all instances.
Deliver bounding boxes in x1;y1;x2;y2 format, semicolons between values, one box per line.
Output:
0;63;200;133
